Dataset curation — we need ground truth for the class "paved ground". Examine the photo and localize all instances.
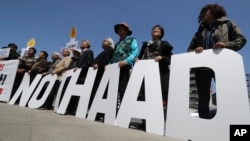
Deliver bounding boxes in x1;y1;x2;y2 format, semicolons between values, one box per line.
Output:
0;102;183;141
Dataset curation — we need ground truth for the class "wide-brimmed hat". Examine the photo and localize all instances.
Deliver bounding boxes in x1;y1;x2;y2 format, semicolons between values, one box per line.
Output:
114;22;132;36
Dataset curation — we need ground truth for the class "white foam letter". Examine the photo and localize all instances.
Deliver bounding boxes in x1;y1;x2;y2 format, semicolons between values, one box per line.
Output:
57;68;97;118
28;74;57;108
116;60;165;135
166;49;250;141
9;73;41;107
87;63;119;125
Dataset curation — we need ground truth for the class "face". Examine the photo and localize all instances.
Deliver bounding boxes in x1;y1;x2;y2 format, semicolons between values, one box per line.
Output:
10;46;16;52
52;54;59;60
80;41;89;50
117;27;128;37
151;27;162;39
28;48;35;56
102;39;110;48
201;9;214;24
38;52;44;59
72;51;80;57
62;49;70;57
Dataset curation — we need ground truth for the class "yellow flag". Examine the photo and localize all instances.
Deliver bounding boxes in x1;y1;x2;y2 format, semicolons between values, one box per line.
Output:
70;26;77;39
27;38;36;48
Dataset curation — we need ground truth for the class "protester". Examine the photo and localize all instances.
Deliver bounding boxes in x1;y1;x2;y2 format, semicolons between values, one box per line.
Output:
74;40;94;84
88;37;114;113
187;3;247;119
45;52;61;75
137;25;174;124
11;47;37;99
110;22;138;107
4;43;20;60
44;48;71;109
28;50;49;82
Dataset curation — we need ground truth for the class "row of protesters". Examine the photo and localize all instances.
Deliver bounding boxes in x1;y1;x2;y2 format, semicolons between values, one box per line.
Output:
5;3;246;125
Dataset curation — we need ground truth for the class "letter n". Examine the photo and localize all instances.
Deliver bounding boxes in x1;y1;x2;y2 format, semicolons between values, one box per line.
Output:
9;73;42;107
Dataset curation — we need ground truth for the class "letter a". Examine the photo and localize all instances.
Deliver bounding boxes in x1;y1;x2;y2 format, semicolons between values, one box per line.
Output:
116;60;165;135
87;63;120;125
234;129;241;136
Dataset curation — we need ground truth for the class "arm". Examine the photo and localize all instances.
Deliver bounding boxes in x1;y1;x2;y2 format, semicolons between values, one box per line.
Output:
225;21;247;51
124;39;138;65
137;42;147;59
159;41;173;65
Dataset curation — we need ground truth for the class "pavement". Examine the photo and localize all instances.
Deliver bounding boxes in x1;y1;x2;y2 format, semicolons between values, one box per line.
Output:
0;102;183;141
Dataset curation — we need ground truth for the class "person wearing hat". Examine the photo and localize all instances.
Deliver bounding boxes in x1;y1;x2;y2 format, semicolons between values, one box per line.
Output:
110;22;138;106
88;37;114;114
68;48;81;69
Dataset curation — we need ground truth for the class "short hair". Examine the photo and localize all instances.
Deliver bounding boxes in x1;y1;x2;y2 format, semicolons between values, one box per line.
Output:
53;52;61;58
8;43;18;49
40;50;48;60
29;47;37;55
152;24;165;39
198;3;227;23
104;37;114;48
82;40;91;48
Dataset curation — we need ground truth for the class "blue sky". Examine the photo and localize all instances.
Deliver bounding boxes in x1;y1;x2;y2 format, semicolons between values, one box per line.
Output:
0;0;249;73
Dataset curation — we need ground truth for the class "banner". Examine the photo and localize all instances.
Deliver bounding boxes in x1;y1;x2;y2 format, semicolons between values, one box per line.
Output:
0;60;19;102
0;48;10;59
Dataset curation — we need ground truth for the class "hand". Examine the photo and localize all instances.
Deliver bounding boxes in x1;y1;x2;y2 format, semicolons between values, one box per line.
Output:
155;56;162;62
118;61;127;67
17;69;24;73
135;58;139;63
194;47;204;53
213;42;226;50
73;67;78;72
93;64;98;70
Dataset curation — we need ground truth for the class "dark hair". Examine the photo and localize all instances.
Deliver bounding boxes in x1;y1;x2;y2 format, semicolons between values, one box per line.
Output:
29;47;37;55
198;3;227;23
41;50;48;60
8;43;18;48
152;25;165;39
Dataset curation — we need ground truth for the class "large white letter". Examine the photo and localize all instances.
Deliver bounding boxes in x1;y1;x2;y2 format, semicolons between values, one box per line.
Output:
87;63;119;125
28;74;57;108
57;68;97;118
116;60;165;135
165;49;250;141
9;73;41;107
